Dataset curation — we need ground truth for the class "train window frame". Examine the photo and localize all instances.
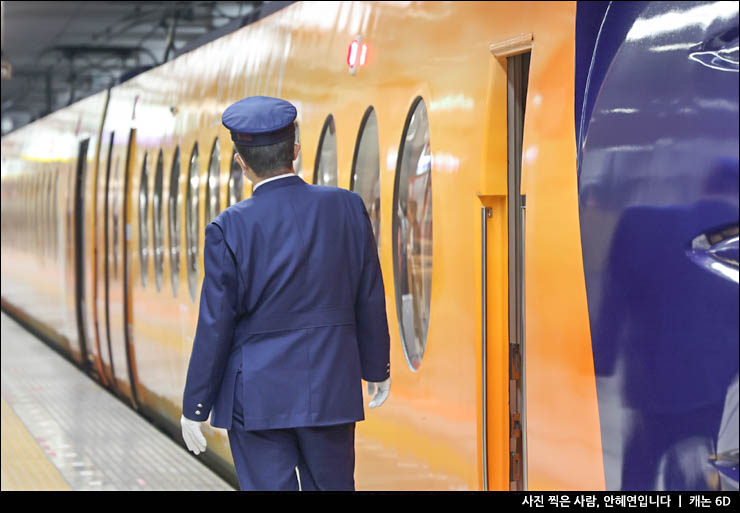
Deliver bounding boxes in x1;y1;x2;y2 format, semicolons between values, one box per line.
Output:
45;169;52;259
37;171;43;256
33;173;38;252
32;173;37;252
392;96;433;372
185;142;200;302
21;175;26;250
53;168;60;258
313;114;338;187
350;106;381;247
111;154;121;279
205;138;220;225
168;146;181;296
138;152;150;287
152;150;165;292
40;170;45;254
36;171;42;254
40;171;46;255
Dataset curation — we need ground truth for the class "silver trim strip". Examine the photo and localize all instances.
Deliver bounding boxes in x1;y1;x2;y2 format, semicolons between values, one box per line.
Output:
481;206;488;491
521;203;528;491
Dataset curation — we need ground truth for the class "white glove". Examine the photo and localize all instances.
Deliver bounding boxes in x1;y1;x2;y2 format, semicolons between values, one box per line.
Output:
366;376;391;408
181;414;207;455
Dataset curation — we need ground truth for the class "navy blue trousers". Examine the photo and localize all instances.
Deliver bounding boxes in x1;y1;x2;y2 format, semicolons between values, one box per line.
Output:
227;372;356;491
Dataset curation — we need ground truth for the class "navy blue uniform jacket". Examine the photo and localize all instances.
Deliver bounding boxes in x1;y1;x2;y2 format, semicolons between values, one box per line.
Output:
182;175;391;431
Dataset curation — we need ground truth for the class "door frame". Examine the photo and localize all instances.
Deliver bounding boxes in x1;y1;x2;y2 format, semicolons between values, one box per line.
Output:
479;34;532;491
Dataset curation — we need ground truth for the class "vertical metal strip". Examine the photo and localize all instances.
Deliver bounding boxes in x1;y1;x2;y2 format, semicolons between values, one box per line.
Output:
521;201;528;491
481;206;488;491
123;128;140;409
73;138;91;372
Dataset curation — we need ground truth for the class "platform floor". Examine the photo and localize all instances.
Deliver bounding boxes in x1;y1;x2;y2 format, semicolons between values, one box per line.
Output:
0;311;234;491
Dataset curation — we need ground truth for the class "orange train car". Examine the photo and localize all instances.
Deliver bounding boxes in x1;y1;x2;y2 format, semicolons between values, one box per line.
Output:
2;1;737;491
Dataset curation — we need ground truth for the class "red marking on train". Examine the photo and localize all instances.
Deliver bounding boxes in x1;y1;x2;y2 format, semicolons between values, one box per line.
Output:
348;40;359;67
347;39;368;69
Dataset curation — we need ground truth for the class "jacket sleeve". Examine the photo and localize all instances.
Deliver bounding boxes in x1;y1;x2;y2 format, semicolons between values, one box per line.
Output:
354;197;391;383
182;222;239;421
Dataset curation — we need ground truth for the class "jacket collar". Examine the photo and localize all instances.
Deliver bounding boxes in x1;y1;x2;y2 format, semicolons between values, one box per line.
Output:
251;174;305;196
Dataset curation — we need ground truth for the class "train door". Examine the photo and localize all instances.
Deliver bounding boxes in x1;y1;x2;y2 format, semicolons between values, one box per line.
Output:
121;129;139;409
104;128;138;407
72;138;91;368
480;40;531;491
506;51;530;492
82;122;105;386
64;157;77;357
100;132;119;389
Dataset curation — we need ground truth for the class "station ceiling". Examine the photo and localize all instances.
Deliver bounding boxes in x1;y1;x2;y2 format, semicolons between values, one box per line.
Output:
1;1;289;136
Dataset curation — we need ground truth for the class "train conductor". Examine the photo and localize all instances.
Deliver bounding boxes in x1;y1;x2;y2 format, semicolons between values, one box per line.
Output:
180;96;392;491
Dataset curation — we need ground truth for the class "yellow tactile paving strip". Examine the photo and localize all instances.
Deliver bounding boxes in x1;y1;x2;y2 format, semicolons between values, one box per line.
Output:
1;397;71;491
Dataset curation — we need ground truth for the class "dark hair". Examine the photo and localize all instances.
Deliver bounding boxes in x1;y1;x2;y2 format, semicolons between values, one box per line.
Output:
235;137;294;178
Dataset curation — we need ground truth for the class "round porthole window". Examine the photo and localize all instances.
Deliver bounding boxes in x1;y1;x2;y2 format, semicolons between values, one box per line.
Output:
185;143;200;301
138;153;149;286
205;138;220;224
350;106;381;247
169;146;181;296
392;97;433;371
314;115;337;187
229;147;244;206
152;150;164;292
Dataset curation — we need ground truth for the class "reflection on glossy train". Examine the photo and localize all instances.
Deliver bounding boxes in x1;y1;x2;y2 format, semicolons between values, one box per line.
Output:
1;1;737;490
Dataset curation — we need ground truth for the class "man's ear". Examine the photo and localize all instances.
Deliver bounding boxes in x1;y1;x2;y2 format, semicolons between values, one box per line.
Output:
293;143;301;161
234;152;247;173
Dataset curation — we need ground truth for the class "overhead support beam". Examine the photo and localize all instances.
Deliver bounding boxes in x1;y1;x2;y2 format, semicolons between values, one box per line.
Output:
49;45;158;64
162;7;180;63
45;71;51;116
1;0;11;79
1;1;293;135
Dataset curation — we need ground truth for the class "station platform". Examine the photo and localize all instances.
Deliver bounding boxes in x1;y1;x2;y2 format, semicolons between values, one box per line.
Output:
0;311;234;491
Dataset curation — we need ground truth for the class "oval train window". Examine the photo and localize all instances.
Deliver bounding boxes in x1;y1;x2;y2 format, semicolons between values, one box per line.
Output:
392;97;433;371
34;169;44;254
169;146;181;296
229;147;244;206
205;138;220;224
45;169;53;258
314;115;337;186
139;153;149;287
37;171;43;255
186;143;200;301
111;155;121;279
350;106;381;247
38;171;45;257
152;150;165;292
52;168;60;257
37;172;43;254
